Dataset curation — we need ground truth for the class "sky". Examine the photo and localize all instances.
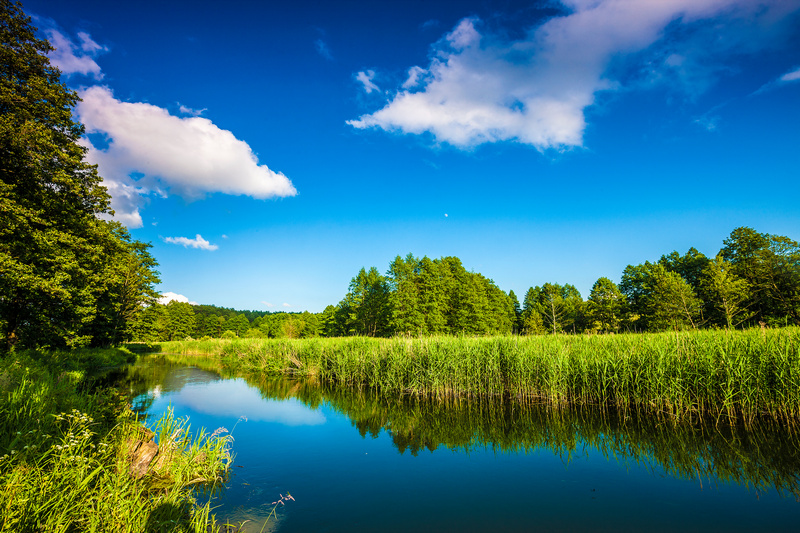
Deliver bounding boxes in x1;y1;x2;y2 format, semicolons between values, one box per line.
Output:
24;0;800;312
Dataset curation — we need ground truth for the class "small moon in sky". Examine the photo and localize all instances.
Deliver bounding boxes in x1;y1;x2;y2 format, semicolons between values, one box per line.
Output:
445;213;448;217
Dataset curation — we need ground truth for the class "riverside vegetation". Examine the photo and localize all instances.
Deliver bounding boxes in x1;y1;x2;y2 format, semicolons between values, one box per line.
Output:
128;354;800;501
0;348;233;532
158;326;800;425
3;0;800;528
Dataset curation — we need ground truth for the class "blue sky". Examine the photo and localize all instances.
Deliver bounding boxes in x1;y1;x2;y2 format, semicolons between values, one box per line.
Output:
25;0;800;312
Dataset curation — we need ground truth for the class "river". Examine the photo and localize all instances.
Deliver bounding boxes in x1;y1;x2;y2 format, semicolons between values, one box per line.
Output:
113;355;800;532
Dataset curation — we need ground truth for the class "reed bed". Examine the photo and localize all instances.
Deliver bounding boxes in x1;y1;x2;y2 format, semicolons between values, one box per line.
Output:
160;327;800;424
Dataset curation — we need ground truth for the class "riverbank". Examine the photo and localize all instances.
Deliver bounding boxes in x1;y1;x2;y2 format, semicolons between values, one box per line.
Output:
158;327;800;424
0;348;232;532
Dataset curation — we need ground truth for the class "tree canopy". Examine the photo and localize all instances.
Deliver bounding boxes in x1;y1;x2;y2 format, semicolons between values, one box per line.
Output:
0;1;159;350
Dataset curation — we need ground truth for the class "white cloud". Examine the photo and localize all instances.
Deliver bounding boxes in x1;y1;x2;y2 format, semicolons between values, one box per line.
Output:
402;66;428;89
176;379;326;426
178;104;206;116
158;292;198;305
781;67;800;82
164;234;219;251
348;0;800;150
77;86;297;228
45;29;106;79
282;303;292;308
261;301;274;307
77;31;104;53
355;70;380;94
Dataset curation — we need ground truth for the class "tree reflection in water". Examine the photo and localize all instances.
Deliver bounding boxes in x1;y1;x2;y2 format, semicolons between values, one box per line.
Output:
116;354;800;500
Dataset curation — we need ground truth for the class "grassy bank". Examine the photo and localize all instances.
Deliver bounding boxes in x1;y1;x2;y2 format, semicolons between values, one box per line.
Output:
159;327;800;424
0;348;232;532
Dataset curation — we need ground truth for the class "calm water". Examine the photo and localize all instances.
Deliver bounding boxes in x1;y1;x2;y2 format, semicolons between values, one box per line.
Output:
115;355;800;532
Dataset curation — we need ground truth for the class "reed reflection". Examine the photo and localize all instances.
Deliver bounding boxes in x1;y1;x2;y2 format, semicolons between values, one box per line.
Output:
126;354;800;500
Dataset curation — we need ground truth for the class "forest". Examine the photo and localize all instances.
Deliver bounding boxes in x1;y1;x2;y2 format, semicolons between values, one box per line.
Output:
128;225;800;343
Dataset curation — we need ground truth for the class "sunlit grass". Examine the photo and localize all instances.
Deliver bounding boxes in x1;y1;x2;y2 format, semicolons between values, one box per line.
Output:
160;327;800;424
0;349;232;532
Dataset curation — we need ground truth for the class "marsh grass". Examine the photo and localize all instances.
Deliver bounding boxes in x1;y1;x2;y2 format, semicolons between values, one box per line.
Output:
0;349;232;532
160;327;800;424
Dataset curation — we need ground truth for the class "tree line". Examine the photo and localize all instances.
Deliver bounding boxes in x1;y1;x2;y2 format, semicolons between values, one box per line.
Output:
130;304;321;342
319;227;799;337
129;225;799;342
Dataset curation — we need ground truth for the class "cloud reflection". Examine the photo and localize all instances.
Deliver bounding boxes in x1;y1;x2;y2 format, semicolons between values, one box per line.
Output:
169;378;326;426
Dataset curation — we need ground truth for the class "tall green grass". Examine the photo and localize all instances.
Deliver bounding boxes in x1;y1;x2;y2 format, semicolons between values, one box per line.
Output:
0;349;233;532
160;327;800;424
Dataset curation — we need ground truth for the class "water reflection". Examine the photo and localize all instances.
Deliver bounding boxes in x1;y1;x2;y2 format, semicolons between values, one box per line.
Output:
109;357;325;427
113;354;800;502
171;379;326;426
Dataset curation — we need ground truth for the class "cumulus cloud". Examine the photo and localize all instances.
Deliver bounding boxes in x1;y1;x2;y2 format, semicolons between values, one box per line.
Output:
164;234;219;251
76;86;297;227
402;66;428;89
348;0;800;150
158;292;198;305
355;70;380;94
45;28;106;78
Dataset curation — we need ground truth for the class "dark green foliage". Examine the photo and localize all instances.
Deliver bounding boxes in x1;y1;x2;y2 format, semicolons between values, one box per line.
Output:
508;290;522;334
586;277;625;333
165;301;196;340
341;267;391;336
0;1;159;350
621;262;703;331
523;283;583;334
378;254;515;336
659;247;710;293
521;287;544;334
721;227;800;326
700;254;752;328
387;253;425;335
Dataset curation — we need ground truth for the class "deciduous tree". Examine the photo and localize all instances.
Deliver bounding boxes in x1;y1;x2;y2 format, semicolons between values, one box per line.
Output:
0;2;159;349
